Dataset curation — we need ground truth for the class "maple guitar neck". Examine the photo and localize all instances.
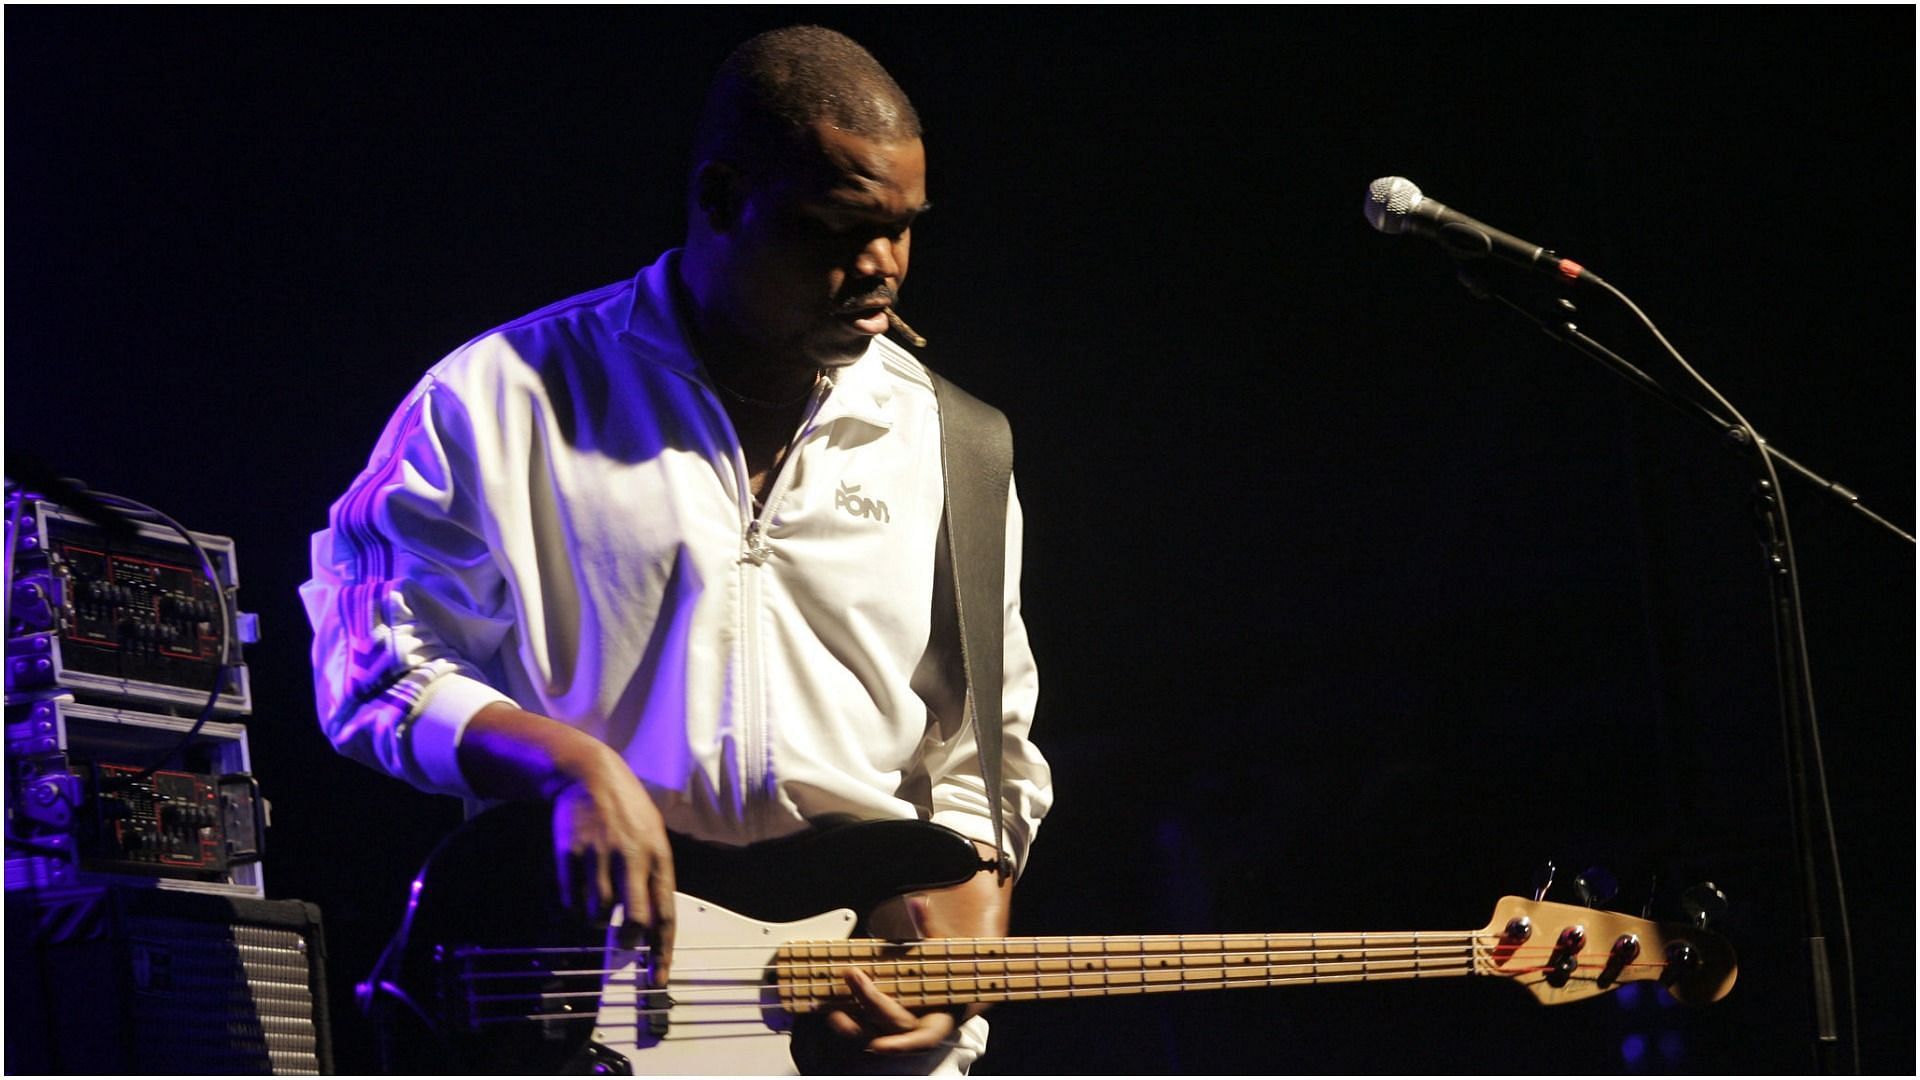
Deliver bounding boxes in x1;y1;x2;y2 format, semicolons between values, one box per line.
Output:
777;929;1480;1011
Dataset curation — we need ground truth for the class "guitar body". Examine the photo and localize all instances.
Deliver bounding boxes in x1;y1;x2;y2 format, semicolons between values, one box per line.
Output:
366;800;985;1075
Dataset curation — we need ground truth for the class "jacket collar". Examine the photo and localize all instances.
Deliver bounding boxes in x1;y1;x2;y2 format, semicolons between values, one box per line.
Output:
617;250;700;375
814;344;896;430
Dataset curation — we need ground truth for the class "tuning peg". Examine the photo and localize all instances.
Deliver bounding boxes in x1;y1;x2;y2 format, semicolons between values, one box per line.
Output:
1575;866;1618;908
1682;882;1728;930
1533;860;1558;903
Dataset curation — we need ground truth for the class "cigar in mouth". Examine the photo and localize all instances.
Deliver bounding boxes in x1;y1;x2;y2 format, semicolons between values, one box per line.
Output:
884;307;927;348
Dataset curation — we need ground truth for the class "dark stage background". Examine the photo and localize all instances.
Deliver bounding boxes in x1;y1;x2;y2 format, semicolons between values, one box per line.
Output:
7;8;1914;1075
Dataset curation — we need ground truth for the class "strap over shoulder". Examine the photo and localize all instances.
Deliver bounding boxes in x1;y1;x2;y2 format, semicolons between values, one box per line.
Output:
927;371;1014;881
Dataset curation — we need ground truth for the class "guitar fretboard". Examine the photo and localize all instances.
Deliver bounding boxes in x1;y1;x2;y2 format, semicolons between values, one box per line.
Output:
775;931;1483;1010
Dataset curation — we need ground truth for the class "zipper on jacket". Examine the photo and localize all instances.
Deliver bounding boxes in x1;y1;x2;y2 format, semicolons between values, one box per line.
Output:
740;370;832;562
732;370;835;826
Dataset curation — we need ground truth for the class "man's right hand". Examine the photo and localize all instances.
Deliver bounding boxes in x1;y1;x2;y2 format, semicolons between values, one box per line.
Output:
459;703;677;983
550;761;677;982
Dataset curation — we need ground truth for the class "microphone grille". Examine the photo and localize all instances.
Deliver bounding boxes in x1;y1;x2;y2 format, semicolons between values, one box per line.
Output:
1364;176;1424;235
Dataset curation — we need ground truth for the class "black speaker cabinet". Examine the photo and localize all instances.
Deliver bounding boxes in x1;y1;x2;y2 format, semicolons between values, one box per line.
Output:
6;886;333;1074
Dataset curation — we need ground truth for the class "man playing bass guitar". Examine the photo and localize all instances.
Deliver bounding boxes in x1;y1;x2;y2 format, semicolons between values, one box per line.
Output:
303;25;1053;1074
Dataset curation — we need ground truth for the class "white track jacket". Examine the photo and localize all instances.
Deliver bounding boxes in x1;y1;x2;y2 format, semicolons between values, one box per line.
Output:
302;252;1051;875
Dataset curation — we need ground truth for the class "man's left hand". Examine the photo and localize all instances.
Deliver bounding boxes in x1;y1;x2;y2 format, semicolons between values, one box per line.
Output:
824;968;968;1054
819;842;1011;1056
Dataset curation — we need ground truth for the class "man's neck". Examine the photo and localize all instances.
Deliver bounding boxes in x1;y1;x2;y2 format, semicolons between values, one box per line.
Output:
670;259;822;405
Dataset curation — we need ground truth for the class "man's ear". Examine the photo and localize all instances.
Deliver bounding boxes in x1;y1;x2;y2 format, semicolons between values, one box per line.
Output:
693;161;746;230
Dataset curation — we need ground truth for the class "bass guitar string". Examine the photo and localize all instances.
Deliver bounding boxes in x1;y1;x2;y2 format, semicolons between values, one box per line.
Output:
449;936;1536;982
451;930;1493;959
463;953;1488;1002
469;963;1628;1026
451;933;1492;965
441;941;1658;999
448;943;1646;986
453;937;1497;980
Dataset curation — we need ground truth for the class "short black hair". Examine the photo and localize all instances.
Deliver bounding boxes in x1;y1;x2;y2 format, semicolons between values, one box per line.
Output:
693;26;921;176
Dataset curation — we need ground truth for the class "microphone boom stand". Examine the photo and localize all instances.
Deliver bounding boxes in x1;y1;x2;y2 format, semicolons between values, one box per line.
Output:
1454;264;1885;1074
1456;274;1911;544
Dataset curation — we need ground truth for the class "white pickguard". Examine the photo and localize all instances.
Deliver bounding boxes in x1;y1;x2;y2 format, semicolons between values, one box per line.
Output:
589;893;858;1074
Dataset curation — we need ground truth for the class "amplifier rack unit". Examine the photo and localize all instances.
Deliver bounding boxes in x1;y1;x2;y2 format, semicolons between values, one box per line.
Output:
6;697;265;898
6;497;255;715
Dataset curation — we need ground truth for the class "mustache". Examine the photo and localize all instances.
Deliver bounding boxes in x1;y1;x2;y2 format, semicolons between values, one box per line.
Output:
832;285;897;314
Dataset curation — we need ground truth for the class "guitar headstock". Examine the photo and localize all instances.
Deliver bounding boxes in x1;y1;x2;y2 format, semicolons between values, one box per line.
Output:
1475;896;1736;1006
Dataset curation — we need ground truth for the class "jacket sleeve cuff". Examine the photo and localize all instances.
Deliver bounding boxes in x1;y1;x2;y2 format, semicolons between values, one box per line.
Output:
411;673;516;796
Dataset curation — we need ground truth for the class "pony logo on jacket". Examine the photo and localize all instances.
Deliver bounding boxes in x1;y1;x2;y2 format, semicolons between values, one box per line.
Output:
834;482;890;523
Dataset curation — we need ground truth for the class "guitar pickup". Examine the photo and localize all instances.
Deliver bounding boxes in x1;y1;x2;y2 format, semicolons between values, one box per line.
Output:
642;987;670;1039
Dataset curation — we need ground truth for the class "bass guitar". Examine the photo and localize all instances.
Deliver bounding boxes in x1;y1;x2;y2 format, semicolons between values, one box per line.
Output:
363;801;1736;1074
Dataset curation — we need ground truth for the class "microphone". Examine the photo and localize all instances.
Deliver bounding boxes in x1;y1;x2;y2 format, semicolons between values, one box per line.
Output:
1364;176;1591;283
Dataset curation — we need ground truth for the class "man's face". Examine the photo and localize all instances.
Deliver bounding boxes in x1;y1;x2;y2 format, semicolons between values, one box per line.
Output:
713;121;929;369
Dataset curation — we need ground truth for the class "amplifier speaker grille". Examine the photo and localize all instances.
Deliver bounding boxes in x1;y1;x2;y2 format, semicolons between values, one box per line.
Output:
6;887;333;1074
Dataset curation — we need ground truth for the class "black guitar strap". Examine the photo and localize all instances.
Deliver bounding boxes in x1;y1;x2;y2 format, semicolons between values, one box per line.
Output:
927;372;1014;882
